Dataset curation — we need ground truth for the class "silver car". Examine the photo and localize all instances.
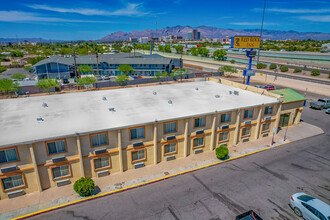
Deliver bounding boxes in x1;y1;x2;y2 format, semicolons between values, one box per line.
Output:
290;192;330;220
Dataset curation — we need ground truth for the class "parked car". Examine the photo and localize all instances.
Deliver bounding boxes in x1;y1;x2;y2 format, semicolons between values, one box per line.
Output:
290;192;330;220
236;210;263;220
263;85;275;91
103;75;110;80
310;98;330;110
326;108;330;114
62;78;70;84
255;85;263;88
96;76;103;81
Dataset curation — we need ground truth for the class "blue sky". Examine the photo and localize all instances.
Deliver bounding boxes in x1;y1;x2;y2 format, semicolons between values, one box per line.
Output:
0;0;329;40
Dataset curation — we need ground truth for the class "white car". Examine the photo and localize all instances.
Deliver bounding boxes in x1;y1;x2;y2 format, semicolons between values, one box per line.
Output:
290;192;330;220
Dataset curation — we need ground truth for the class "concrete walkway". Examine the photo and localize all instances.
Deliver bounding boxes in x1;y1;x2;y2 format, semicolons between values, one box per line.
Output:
0;122;323;220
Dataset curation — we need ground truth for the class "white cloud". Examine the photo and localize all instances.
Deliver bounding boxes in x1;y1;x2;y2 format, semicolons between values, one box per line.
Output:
299;15;330;22
27;3;149;16
0;11;114;23
253;8;330;13
231;22;277;26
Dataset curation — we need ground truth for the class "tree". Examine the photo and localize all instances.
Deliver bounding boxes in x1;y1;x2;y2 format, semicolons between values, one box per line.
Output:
77;76;96;89
78;48;88;55
269;63;277;70
198;47;209;57
118;64;134;75
60;48;73;55
115;74;129;86
173;45;184;54
36;79;59;94
93;47;103;76
24;64;32;71
78;65;93;75
190;47;198;56
154;71;168;80
280;65;289;72
171;68;189;81
218;66;237;77
293;68;302;73
43;49;53;56
28;56;46;65
11;73;27;80
10;51;24;57
73;177;95;197
0;79;21;94
213;49;227;60
164;45;171;53
256;63;267;69
0;65;7;73
311;69;320;76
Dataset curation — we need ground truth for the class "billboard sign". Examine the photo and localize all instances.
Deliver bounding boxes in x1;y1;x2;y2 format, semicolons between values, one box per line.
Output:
231;36;261;49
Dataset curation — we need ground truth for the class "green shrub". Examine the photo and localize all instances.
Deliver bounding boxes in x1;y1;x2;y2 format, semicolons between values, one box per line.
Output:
0;65;7;73
216;144;229;160
311;69;320;76
269;63;277;70
230;59;235;64
11;73;27;80
293;68;302;73
73;177;95;197
256;63;267;69
280;65;289;72
328;72;330;78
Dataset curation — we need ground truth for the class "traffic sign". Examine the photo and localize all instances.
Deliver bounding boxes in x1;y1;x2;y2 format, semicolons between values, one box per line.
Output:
231;36;261;49
243;69;256;76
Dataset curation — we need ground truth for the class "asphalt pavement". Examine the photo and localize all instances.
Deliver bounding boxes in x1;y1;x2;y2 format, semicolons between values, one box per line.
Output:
29;101;330;220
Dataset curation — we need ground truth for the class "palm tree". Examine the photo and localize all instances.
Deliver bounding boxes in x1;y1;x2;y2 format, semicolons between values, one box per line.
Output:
93;47;102;76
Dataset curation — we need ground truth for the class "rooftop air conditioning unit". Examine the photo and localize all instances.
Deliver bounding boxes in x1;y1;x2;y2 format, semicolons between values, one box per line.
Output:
166;155;176;161
166;135;176;141
242;137;249;143
194;149;203;154
262;133;269;137
196;130;204;135
134;162;145;169
56;179;70;187
8;190;25;199
133;142;144;148
245;121;251;125
234;91;239;96
1;165;17;173
95;148;107;155
52;156;66;163
97;170;109;178
221;125;229;130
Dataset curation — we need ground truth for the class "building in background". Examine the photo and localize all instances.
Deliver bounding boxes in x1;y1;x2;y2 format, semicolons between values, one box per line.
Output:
139;37;150;44
187;30;201;40
129;37;138;43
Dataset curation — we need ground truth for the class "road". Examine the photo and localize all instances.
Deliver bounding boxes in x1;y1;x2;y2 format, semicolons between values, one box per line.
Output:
30;106;330;220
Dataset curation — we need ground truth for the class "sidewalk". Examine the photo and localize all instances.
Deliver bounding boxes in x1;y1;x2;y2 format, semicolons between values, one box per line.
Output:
0;122;324;220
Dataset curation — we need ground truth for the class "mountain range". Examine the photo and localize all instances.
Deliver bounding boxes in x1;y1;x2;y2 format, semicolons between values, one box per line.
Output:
99;25;330;41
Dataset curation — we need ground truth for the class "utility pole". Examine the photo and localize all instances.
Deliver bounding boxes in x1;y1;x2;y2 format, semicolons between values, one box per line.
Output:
73;51;78;89
96;52;99;76
256;0;267;64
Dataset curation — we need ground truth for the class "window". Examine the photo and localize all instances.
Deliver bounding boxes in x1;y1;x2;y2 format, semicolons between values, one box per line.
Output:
131;149;146;162
130;127;144;140
264;106;273;115
194;117;206;128
221;113;231;123
51;164;70;179
91;133;108;147
301;203;327;220
164;143;176;155
219;132;229;142
244;109;253;119
46;140;67;155
94;156;110;170
262;123;270;132
242;127;251;137
193;137;204;148
1;174;24;190
0;147;19;164
164;121;177;134
298;195;315;202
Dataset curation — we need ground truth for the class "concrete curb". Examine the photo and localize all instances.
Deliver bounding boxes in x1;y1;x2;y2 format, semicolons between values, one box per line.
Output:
12;141;292;220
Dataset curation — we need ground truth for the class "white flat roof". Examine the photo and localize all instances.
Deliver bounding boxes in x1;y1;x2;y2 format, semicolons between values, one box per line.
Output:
0;81;279;147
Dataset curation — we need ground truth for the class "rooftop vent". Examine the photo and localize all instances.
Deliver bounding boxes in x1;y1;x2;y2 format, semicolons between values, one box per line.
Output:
37;117;44;123
109;108;116;112
215;95;220;98
168;100;173;105
195;87;199;91
42;102;48;108
229;91;233;95
102;96;107;101
234;91;239;96
153;91;157;95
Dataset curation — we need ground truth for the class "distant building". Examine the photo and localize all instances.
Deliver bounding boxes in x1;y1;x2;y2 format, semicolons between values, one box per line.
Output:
139;37;150;44
129;37;138;43
17;41;38;46
187;30;201;40
31;53;178;79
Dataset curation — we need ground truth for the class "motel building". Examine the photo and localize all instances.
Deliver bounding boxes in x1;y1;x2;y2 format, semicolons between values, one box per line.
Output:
0;79;305;199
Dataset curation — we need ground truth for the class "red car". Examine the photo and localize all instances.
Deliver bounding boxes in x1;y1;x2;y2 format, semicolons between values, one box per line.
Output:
263;85;275;91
